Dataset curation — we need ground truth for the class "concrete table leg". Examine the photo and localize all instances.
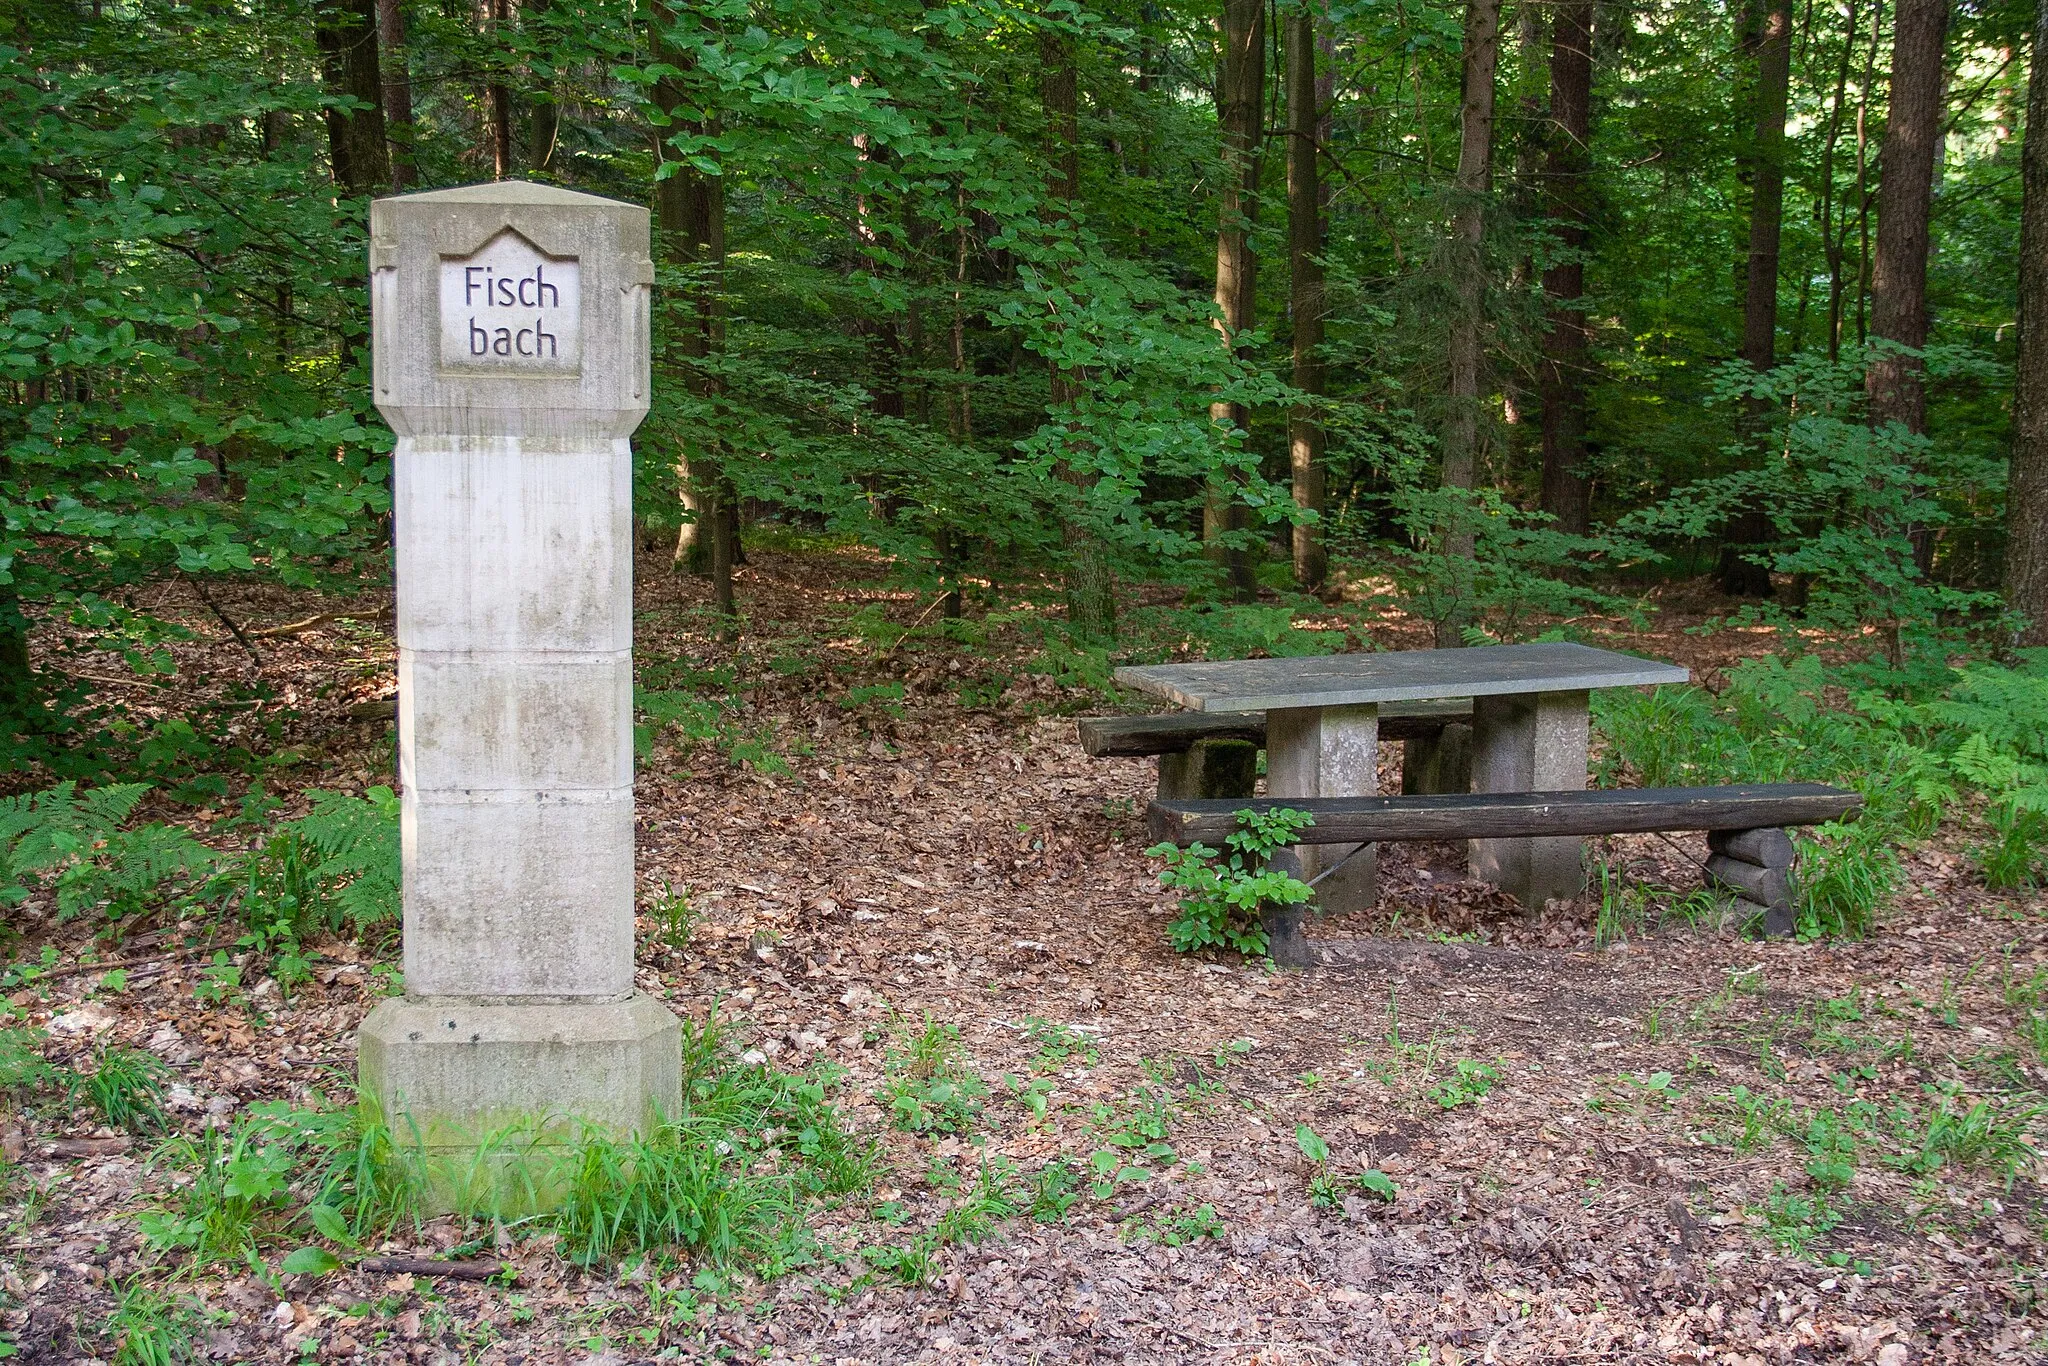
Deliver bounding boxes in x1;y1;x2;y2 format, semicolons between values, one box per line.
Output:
1469;690;1590;911
1265;703;1379;918
1157;738;1259;800
1402;723;1472;795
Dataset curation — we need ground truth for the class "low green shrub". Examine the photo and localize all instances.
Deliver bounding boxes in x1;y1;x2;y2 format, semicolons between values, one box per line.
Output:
1792;821;1902;940
1148;807;1314;956
533;1017;874;1267
139;1096;416;1266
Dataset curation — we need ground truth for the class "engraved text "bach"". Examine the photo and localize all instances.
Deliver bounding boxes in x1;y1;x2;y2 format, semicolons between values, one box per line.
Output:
465;264;561;359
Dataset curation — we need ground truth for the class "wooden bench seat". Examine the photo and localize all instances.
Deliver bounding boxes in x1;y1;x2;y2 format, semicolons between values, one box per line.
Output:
1147;782;1863;947
1078;697;1473;756
1079;699;1476;803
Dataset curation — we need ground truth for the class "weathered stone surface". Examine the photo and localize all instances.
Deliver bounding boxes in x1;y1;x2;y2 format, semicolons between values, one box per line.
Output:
363;182;677;1191
358;992;681;1149
1113;642;1687;714
1402;721;1473;796
1267;704;1379;914
1157;738;1259;801
1470;690;1591;911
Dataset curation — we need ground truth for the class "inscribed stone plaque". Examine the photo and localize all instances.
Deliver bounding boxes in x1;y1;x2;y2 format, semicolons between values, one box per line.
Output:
438;228;582;373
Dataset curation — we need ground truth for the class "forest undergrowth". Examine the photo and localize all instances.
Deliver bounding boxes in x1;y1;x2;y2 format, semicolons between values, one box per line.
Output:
3;548;2048;1364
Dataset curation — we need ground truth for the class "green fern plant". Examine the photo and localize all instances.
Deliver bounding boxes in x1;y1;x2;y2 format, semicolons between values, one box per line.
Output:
233;788;400;934
0;782;213;920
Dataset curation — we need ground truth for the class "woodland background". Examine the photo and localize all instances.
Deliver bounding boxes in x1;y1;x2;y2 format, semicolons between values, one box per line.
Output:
11;2;2048;1356
2;0;2046;759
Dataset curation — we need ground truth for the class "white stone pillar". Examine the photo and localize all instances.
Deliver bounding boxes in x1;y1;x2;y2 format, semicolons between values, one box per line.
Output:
358;183;678;1167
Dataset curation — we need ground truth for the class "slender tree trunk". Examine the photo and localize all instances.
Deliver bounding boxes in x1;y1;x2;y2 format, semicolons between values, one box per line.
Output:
1866;0;1947;433
1436;0;1501;644
527;0;558;171
374;0;415;188
1719;0;1794;597
1538;0;1594;535
950;184;973;446
1286;3;1329;593
1819;0;1860;360
652;2;735;623
2005;0;2048;646
1209;0;1264;600
489;0;513;178
1741;0;1793;375
1039;28;1117;639
313;0;392;195
1502;0;1546;432
1854;0;1883;346
1866;0;1947;572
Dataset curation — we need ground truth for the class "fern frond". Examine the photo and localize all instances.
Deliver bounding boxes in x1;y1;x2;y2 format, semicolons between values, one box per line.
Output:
281;788;400;929
4;781;154;880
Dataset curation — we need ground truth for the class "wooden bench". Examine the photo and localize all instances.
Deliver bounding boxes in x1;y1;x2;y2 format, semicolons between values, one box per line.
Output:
1148;782;1863;955
1079;698;1474;800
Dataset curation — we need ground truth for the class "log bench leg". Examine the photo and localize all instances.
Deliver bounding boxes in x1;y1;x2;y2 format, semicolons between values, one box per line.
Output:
1156;738;1259;801
1470;690;1590;912
1266;703;1379;916
1261;846;1315;967
1706;826;1798;937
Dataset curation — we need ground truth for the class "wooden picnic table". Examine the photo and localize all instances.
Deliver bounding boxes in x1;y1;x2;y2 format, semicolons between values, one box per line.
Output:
1112;641;1690;913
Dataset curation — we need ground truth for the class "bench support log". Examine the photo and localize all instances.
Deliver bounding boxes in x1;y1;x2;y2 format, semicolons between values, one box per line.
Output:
1470;691;1590;912
1267;703;1379;914
1706;826;1799;937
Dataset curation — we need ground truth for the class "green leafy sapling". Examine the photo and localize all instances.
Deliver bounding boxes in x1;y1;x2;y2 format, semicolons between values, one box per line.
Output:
1148;808;1316;956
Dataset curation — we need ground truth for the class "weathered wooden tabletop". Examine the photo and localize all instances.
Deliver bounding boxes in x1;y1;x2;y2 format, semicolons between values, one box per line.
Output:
1111;641;1689;713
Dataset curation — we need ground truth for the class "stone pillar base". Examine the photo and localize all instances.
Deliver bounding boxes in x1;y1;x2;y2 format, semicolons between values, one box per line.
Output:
358;992;681;1207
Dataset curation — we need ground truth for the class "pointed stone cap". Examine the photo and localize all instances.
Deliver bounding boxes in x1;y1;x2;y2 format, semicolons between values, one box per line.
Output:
370;180;651;438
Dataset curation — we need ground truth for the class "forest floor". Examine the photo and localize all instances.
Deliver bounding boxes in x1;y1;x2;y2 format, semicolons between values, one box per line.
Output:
5;542;2048;1365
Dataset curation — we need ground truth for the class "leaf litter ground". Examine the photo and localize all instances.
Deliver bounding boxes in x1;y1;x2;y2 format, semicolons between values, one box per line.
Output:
3;549;2046;1365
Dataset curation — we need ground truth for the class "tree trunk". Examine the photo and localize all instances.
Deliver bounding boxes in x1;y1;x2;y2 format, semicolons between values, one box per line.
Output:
1865;0;1947;572
1819;0;1860;360
1437;0;1501;645
527;0;559;171
374;0;415;188
1718;0;1793;598
1854;0;1883;347
1866;0;1947;433
1208;0;1264;600
313;0;392;195
1502;0;1546;433
1538;0;1594;535
2006;0;2048;646
1040;28;1117;640
489;0;513;179
652;2;736;623
1741;0;1792;375
1286;3;1329;593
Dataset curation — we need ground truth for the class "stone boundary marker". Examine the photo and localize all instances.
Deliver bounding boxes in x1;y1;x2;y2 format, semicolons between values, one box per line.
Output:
358;181;680;1191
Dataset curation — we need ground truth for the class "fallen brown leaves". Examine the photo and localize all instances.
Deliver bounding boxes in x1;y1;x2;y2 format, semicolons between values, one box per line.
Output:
2;551;2045;1364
